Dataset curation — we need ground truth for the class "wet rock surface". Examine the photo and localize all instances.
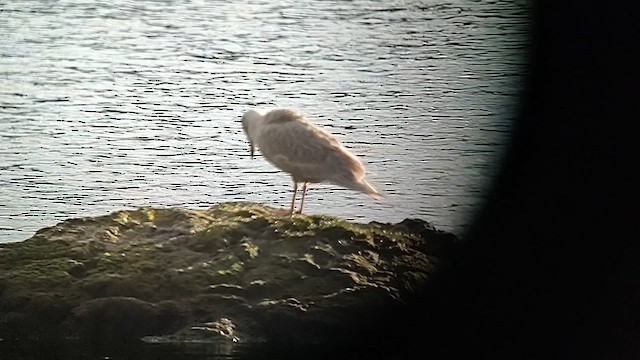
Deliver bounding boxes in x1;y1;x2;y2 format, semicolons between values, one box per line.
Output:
0;202;458;347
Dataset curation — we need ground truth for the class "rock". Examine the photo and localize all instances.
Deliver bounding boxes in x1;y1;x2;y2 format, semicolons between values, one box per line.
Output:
68;296;181;343
0;202;457;348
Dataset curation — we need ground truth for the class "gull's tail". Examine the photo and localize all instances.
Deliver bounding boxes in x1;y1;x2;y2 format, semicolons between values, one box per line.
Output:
340;178;383;200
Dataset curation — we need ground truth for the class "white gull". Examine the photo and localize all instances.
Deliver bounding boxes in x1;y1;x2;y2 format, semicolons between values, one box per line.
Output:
241;108;382;215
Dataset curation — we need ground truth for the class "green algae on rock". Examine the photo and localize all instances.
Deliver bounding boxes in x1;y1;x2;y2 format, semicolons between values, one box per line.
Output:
0;202;458;346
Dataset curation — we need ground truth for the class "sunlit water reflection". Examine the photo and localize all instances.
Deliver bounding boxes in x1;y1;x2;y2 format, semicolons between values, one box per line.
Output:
0;0;529;244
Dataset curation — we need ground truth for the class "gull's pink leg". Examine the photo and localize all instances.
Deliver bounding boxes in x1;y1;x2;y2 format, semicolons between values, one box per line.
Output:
272;181;297;216
288;181;298;215
295;182;308;214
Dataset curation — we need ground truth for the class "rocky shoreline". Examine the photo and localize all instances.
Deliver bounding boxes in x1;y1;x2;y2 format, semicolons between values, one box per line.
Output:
0;202;458;349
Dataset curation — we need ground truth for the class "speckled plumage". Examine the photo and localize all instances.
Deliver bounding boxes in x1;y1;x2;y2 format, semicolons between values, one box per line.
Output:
242;108;381;214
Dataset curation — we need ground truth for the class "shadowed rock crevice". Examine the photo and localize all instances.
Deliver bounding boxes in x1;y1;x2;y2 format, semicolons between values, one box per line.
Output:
0;202;458;347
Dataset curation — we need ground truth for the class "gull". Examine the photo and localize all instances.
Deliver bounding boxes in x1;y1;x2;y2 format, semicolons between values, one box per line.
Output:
241;108;382;215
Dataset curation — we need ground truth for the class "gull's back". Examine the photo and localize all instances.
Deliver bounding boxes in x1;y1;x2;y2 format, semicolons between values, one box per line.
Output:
256;109;365;184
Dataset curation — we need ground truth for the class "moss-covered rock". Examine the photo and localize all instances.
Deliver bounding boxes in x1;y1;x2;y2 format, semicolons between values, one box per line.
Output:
0;202;458;347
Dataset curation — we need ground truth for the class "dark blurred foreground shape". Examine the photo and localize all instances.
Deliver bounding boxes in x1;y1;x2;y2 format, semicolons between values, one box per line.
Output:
356;3;638;359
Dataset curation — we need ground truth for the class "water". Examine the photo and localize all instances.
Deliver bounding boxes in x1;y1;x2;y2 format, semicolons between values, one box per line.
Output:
0;0;530;244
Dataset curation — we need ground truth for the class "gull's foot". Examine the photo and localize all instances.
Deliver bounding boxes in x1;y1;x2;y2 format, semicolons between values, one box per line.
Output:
294;209;304;215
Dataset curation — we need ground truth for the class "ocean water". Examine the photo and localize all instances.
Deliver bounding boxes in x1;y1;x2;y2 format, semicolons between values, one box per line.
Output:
0;0;529;243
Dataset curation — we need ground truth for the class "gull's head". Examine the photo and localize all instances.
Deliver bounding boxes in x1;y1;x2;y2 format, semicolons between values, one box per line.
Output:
241;109;264;159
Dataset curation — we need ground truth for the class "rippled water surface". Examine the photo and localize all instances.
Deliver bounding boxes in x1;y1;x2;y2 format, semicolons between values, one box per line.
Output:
0;0;530;243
